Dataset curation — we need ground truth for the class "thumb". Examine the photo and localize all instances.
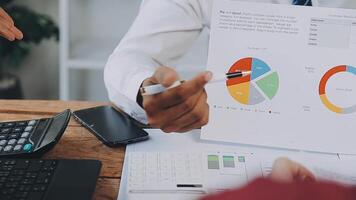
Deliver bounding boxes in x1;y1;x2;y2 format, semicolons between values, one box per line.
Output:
183;71;213;91
152;66;180;87
270;157;315;183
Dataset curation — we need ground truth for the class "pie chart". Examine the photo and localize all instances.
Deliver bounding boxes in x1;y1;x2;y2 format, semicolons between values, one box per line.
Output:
319;65;356;114
226;57;279;105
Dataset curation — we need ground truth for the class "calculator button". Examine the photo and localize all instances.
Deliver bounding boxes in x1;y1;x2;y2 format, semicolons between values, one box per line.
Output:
1;128;11;134
16;121;28;127
24;126;33;132
4;122;15;128
23;144;32;152
8;139;17;145
17;138;26;145
0;146;2;152
0;135;7;140
28;120;36;126
4;145;13;152
13;145;22;151
13;127;23;133
9;133;19;139
21;132;30;138
0;123;3;128
0;140;7;146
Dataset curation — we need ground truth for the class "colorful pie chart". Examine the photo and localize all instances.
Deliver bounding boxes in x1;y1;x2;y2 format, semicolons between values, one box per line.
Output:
319;65;356;114
226;57;279;105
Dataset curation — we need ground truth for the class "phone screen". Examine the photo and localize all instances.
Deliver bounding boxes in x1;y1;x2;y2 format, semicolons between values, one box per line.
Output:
73;106;149;146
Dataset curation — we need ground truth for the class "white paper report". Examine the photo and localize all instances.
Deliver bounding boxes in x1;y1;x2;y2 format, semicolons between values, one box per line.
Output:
202;1;356;154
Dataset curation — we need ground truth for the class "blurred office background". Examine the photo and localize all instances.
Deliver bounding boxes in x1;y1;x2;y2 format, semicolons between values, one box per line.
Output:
1;0;208;102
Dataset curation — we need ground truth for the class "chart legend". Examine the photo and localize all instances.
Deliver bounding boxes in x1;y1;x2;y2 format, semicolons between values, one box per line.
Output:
319;65;356;114
226;57;279;105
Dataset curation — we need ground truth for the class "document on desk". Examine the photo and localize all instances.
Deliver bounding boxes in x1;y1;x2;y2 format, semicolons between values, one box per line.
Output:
202;1;356;154
118;129;356;200
118;129;263;200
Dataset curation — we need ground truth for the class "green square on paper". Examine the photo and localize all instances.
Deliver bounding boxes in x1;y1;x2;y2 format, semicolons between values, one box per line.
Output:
238;156;245;162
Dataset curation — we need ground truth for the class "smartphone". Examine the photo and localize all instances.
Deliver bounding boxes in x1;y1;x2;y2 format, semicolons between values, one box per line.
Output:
72;106;149;147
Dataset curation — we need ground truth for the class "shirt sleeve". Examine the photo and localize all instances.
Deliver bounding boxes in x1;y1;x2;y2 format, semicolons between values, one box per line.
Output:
200;178;356;200
104;0;205;124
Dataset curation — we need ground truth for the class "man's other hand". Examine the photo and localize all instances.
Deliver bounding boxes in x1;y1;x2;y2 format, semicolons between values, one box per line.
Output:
142;66;212;133
0;7;23;41
270;157;316;183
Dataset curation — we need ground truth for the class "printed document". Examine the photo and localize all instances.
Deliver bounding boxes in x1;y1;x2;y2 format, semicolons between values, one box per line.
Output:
202;1;356;154
118;129;356;200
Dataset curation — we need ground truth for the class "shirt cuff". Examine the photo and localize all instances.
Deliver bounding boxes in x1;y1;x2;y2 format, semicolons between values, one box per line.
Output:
105;67;153;124
123;68;154;123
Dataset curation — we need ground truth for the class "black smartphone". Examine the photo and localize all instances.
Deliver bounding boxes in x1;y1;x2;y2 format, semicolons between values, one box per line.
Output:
72;106;149;147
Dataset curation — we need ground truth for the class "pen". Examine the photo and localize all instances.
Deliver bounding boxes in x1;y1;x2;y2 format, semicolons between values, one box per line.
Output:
140;71;251;96
129;189;206;194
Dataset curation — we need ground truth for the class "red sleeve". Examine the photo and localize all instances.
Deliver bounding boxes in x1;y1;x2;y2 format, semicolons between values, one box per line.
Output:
200;178;356;200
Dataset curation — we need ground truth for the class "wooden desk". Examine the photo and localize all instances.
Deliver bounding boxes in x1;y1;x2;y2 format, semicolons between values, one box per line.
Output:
0;100;124;200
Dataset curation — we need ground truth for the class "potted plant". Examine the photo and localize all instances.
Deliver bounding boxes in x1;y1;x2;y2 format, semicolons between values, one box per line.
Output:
0;0;59;99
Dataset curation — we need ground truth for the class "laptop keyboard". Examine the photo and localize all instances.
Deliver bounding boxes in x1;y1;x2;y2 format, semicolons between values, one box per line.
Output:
0;159;57;200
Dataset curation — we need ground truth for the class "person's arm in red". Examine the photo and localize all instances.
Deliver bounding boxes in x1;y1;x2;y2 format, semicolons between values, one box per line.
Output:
201;158;356;200
201;178;356;200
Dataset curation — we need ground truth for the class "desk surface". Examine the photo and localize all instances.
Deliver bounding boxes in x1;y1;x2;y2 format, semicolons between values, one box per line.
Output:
0;100;125;200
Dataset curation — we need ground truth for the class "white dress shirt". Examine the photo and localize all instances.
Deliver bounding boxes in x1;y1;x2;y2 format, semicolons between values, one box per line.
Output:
104;0;356;124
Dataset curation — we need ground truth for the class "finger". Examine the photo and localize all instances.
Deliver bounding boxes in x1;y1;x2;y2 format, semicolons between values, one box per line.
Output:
0;8;14;25
153;71;212;108
161;92;208;132
145;90;204;126
151;66;180;87
270;158;295;182
143;71;210;109
270;158;315;183
0;26;15;41
0;18;12;29
293;162;316;182
11;26;23;40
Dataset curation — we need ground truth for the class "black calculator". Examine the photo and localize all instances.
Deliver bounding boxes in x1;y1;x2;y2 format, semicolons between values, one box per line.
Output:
0;110;71;157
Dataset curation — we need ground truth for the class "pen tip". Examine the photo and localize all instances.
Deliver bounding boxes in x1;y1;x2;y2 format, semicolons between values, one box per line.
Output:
244;71;252;75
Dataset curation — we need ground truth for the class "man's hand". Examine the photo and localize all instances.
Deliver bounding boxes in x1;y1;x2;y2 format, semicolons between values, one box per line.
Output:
0;7;23;41
270;157;316;183
142;66;212;133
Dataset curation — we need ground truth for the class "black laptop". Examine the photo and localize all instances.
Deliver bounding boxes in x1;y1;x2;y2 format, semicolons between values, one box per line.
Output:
0;158;102;200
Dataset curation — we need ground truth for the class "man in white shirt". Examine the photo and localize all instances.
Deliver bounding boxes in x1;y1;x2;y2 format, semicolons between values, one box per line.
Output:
104;0;356;133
